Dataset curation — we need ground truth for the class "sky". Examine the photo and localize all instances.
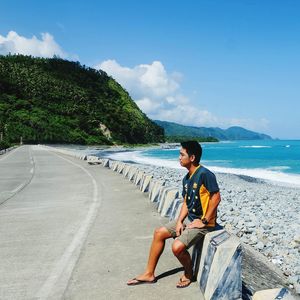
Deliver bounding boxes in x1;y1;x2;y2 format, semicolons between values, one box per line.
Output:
1;0;300;139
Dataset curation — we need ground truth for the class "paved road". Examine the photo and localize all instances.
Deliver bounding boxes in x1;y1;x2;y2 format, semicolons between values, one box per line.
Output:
0;145;204;300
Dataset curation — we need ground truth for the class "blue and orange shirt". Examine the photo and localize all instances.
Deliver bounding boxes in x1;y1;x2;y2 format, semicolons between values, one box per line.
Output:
182;165;219;227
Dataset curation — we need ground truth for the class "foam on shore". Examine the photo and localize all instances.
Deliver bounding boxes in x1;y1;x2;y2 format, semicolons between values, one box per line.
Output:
107;150;300;188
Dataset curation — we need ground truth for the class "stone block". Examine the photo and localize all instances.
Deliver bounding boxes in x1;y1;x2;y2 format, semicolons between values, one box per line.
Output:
102;159;110;167
253;288;296;300
197;230;242;300
112;161;119;171
169;198;183;221
157;186;176;210
160;189;179;217
172;202;183;221
140;174;153;193
123;165;131;177
149;181;165;202
128;167;137;181
134;170;144;186
117;162;125;174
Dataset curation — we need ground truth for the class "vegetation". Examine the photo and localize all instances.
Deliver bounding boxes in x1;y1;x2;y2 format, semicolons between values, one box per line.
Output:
155;120;272;140
0;139;11;150
165;135;218;143
0;54;164;145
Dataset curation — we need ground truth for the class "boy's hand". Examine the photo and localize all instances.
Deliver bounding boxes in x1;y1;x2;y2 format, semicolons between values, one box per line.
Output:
187;219;206;229
175;221;185;236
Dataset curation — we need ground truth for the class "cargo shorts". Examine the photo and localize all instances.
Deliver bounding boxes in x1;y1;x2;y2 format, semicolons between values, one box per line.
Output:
164;219;215;249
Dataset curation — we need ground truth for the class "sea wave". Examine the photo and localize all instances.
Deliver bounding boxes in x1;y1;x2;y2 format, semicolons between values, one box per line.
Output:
239;145;272;148
266;166;291;171
106;150;300;188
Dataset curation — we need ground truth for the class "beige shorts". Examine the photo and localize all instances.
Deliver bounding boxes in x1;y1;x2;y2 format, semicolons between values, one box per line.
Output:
164;219;215;249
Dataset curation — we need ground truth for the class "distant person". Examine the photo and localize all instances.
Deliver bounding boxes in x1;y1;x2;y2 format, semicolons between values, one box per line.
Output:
127;141;221;288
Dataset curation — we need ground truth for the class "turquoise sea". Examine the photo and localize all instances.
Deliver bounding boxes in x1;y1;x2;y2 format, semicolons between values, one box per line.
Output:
107;140;300;187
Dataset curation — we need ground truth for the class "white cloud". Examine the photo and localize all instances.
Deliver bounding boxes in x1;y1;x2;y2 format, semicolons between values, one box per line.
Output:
96;59;270;132
0;31;69;58
96;59;218;125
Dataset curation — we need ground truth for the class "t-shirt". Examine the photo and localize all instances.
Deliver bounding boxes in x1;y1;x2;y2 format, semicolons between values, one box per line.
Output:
182;165;219;226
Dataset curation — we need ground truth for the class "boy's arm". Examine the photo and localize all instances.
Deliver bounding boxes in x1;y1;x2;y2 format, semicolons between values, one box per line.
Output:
187;191;221;229
175;197;188;236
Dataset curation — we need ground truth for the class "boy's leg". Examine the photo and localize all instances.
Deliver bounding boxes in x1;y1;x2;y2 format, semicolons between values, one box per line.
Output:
172;227;211;288
172;240;193;288
127;222;175;285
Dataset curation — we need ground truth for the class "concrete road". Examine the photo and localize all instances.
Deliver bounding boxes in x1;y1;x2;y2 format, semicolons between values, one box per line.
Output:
0;145;204;300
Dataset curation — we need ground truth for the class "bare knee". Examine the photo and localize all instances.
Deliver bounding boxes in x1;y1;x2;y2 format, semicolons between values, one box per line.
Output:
172;240;186;257
153;226;169;240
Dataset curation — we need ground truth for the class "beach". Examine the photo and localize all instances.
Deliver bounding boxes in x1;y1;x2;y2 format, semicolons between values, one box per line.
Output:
97;147;300;291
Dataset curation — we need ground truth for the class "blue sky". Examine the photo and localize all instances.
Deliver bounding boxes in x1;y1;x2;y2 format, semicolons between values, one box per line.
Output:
1;0;300;139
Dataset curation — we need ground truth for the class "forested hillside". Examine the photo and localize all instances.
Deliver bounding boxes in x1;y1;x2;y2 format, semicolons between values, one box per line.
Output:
0;55;164;145
155;120;272;140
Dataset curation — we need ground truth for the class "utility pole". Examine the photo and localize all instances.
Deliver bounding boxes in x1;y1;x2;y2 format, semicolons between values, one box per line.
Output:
20;136;23;145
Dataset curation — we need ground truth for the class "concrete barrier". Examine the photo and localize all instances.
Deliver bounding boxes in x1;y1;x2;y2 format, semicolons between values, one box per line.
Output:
128;167;137;182
102;159;110;167
117;162;125;174
87;155;101;165
134;170;144;186
157;186;176;210
123;164;131;178
172;202;183;221
140;174;153;192
253;288;297;300
108;160;114;169
169;198;183;221
112;161;119;171
149;181;165;203
159;189;179;217
197;230;242;300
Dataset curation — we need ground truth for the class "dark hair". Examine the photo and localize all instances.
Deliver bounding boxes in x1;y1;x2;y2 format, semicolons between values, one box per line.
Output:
180;141;202;164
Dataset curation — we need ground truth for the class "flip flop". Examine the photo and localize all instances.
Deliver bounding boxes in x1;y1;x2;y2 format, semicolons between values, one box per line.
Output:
176;277;192;288
127;277;157;286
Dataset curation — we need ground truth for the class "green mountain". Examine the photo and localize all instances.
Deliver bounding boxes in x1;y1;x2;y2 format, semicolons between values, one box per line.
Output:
0;55;164;145
154;120;272;140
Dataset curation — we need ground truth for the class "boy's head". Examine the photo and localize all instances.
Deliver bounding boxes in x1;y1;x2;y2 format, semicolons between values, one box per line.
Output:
180;141;202;165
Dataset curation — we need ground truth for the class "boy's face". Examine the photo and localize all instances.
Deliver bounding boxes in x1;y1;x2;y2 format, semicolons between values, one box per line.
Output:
179;147;193;168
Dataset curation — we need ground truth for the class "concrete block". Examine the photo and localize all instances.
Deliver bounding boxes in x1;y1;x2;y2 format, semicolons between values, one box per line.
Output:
123;165;131;177
140;174;153;192
128;167;137;181
102;159;110;167
149;181;166;203
157;186;176;210
108;160;114;169
87;155;101;165
134;170;145;186
148;179;156;194
159;189;179;217
172;202;183;221
169;198;183;221
253;288;296;300
112;161;119;171
197;230;242;300
117;162;125;174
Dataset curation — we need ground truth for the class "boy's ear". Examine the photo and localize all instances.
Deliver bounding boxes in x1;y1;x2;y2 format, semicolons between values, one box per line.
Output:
190;154;196;162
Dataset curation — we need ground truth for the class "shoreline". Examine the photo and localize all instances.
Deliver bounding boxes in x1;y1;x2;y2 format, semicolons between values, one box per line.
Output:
100;147;300;189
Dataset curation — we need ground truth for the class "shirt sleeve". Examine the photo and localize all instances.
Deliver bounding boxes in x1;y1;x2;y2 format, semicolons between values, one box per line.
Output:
202;170;219;193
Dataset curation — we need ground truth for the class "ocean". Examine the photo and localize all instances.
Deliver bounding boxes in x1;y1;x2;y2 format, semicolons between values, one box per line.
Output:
106;140;300;187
